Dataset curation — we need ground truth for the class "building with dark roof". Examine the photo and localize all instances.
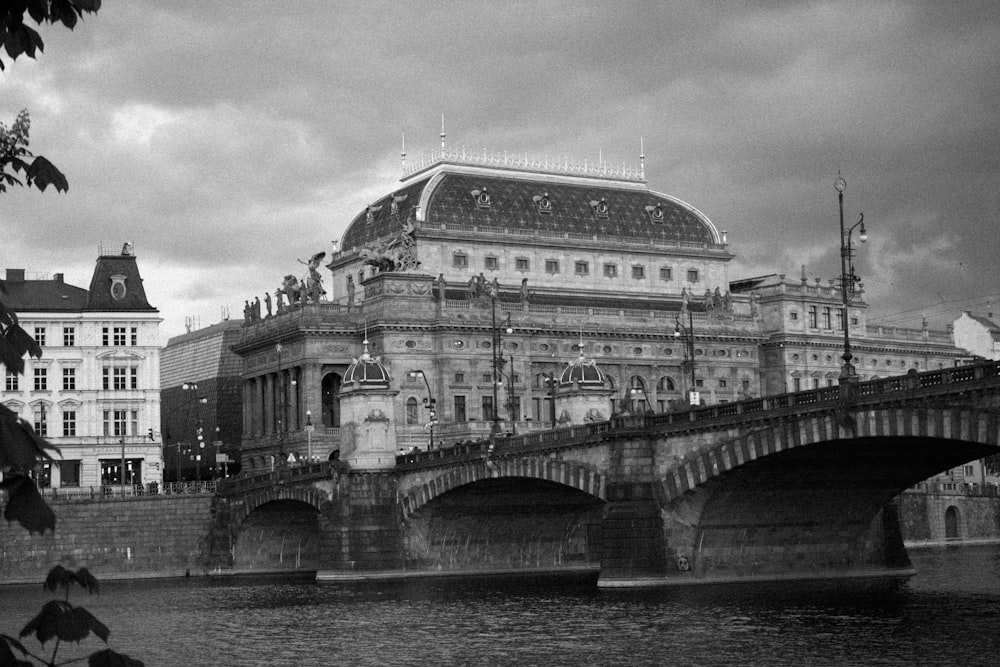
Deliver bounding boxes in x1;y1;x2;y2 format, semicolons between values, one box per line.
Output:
953;311;1000;360
1;244;163;490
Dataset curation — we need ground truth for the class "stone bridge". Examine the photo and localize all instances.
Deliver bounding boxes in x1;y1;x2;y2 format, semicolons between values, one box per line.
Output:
215;362;1000;587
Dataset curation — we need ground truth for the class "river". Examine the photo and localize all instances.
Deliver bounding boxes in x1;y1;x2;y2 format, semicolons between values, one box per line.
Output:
2;544;999;666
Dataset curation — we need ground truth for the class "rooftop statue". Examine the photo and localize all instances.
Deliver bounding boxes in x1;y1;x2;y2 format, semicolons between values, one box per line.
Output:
359;214;418;273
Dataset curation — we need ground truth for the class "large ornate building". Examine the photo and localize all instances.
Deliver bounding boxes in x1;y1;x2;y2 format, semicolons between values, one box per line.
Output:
1;245;163;489
233;149;967;474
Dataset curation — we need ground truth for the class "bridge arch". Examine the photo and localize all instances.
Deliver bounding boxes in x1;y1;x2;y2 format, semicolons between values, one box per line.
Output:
659;406;1000;502
401;458;606;516
232;484;329;528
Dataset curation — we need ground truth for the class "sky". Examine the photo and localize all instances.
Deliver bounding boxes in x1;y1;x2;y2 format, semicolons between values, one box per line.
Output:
3;1;999;342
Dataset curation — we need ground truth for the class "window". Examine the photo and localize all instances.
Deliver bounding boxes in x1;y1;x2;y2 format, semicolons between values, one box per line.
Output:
603;264;618;278
482;396;495;421
453;253;468;269
632;265;646;280
687;269;699;282
405;397;419;425
481;372;493;383
545;259;559;274
63;327;75;346
114;367;127;390
719;379;727;388
113;327;127;346
454;396;467;422
695;379;704;388
130;410;138;436
790;311;798;321
32;405;48;436
575;261;589;276
130;327;138;346
823;307;832;329
63;367;76;391
659;267;672;281
484;256;499;270
63;410;76;437
657;376;675;391
34;327;46;346
103;410;127;437
33;367;47;391
454;372;465;384
850;316;859;325
808;306;818;328
5;369;18;391
59;460;81;487
131;367;139;390
102;327;109;346
515;257;530;271
793;378;801;392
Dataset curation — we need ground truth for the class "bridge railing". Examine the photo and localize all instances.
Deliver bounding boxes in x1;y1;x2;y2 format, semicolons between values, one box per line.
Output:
395;360;1000;469
215;461;338;496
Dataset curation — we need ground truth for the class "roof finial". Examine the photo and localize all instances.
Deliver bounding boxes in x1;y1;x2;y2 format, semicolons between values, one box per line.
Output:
639;136;646;181
401;131;406;173
801;263;807;284
440;114;446;151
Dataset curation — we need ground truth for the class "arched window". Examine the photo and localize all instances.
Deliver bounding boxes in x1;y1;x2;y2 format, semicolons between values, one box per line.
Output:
945;506;960;539
405;397;419;425
321;372;342;427
657;376;676;391
626;376;647;414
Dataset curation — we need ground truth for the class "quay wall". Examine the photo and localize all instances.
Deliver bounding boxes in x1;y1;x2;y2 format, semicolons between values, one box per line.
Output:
898;489;1000;546
0;495;218;584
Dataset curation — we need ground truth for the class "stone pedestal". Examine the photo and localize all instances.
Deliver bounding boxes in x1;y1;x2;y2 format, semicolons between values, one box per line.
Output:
339;387;399;470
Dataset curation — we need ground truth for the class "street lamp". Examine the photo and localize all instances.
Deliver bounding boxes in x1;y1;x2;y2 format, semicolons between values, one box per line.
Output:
305;409;314;464
835;173;868;383
408;370;437;450
275;343;287;465
540;372;557;429
674;309;698;406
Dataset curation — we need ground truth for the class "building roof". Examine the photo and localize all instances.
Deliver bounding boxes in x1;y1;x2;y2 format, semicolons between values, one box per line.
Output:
85;249;156;311
1;270;89;311
339;161;719;253
559;352;608;388
962;311;1000;335
342;340;391;388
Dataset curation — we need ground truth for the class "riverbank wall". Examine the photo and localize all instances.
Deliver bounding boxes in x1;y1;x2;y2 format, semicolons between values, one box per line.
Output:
0;495;220;585
898;488;1000;547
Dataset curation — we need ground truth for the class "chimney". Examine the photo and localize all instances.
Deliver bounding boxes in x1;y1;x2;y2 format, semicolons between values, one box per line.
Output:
5;269;25;282
53;273;64;283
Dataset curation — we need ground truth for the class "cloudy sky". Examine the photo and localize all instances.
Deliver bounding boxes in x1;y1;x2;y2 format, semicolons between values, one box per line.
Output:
3;1;999;341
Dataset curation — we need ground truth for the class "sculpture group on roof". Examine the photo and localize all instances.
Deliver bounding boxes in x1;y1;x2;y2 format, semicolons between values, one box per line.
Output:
242;251;329;325
359;214;418;273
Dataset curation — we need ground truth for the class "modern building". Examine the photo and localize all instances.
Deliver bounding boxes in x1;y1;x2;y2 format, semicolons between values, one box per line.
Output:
160;319;244;481
234;150;764;472
952;311;1000;361
1;244;163;489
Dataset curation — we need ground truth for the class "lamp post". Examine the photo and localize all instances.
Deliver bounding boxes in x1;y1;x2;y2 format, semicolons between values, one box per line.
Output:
674;308;698;406
490;281;513;437
834;173;868;383
408;370;437;450
275;343;286;465
541;372;557;428
504;352;518;434
305;409;314;464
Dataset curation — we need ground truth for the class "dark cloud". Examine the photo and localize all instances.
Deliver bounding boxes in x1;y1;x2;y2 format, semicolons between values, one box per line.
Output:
3;0;999;339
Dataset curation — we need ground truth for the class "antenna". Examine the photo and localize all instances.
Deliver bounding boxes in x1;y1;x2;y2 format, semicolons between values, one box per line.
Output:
401;131;406;173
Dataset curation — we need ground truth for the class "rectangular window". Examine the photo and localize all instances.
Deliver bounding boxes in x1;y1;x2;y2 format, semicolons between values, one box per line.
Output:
695;379;704;388
545;259;559;274
130;327;138;346
964;465;974;476
452;253;469;268
130;367;138;390
454;372;465;384
131;410;138;436
102;327;109;346
718;379;727;388
659;267;672;281
103;410;128;437
793;378;801;392
482;396;495;421
63;367;76;391
63;327;75;346
454;396;466;422
113;327;127;346
59;460;81;487
836;310;843;331
113;367;127;390
481;372;493;383
507;396;521;422
808;306;818;328
574;261;589;275
63;410;76;437
632;265;646;280
812;378;820;389
5;369;18;391
34;367;47;391
102;368;109;390
790;312;799;321
34;405;48;436
850;316;859;325
484;256;499;270
603;264;618;278
823;307;832;329
687;269;699;282
34;326;46;347
515;258;530;271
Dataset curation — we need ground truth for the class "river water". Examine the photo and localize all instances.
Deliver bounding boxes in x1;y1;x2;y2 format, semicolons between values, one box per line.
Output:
2;544;999;666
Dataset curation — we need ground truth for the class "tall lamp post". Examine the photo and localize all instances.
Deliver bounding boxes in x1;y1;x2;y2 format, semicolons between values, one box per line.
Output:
484;278;513;437
407;370;437;450
305;409;314;464
834;173;868;383
275;343;287;465
674;309;698;406
541;372;557;428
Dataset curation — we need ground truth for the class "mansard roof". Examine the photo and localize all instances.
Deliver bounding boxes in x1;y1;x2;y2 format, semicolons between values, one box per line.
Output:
86;249;156;311
339;160;719;253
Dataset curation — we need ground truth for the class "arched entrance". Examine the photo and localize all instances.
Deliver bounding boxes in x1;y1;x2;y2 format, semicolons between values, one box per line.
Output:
945;506;960;540
321;372;342;427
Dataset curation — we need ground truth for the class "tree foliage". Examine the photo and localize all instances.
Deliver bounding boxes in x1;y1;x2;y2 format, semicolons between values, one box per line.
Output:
1;0;102;194
0;566;144;666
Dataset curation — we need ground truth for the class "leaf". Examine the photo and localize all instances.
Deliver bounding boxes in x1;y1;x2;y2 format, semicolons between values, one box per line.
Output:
64;606;109;643
5;320;43;359
0;406;56;469
20;600;68;644
24;155;68;193
89;648;145;667
0;633;33;666
1;475;56;535
74;567;101;594
44;565;76;594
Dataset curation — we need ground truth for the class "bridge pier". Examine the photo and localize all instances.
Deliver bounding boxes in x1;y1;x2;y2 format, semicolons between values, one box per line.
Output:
317;472;403;574
598;482;668;587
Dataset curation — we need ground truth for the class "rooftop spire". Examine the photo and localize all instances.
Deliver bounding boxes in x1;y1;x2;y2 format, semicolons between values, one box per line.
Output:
440;114;446;151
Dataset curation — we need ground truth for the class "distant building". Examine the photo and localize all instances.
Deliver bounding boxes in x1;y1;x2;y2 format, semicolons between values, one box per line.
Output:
160;319;244;481
1;244;163;489
730;272;965;395
952;311;1000;361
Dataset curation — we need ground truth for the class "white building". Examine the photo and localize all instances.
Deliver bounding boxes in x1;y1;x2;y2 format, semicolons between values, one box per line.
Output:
1;244;163;489
953;311;1000;361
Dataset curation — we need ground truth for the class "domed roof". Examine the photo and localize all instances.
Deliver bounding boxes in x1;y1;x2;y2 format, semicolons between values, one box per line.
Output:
338;159;720;254
343;340;390;388
559;352;608;388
